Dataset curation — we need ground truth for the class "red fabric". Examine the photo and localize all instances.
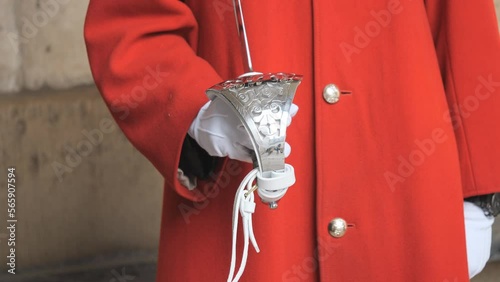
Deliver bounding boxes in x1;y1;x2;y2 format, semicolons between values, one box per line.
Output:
84;0;500;281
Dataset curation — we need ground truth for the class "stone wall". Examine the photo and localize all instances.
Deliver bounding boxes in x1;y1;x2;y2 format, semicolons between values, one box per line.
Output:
0;87;164;270
0;1;163;271
0;0;93;93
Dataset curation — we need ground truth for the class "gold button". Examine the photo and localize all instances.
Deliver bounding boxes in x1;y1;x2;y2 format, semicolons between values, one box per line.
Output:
323;84;341;104
328;218;347;238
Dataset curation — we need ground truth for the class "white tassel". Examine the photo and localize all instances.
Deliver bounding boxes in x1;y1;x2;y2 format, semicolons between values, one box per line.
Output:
227;168;260;282
227;164;295;282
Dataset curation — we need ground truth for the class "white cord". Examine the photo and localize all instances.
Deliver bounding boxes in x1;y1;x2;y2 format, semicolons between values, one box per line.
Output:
228;168;260;282
227;164;296;282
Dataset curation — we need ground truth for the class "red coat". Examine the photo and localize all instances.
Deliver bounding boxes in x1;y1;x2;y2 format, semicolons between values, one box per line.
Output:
85;0;500;281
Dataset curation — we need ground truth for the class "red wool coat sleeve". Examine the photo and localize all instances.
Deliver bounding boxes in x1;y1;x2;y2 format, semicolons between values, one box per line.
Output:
84;0;224;201
425;1;500;197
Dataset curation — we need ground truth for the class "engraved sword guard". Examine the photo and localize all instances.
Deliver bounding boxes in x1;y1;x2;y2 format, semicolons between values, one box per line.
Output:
207;72;302;208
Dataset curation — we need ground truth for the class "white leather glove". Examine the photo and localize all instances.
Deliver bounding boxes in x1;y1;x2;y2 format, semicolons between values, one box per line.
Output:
188;98;298;163
464;201;495;278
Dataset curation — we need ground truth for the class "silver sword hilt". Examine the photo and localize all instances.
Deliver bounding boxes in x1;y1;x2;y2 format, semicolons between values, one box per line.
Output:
207;73;302;208
206;1;302;209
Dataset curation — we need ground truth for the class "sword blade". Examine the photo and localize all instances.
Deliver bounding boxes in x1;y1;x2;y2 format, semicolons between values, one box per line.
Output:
232;0;253;72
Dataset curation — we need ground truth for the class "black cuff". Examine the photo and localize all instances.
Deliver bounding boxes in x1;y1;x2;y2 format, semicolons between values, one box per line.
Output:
179;135;218;180
465;193;500;217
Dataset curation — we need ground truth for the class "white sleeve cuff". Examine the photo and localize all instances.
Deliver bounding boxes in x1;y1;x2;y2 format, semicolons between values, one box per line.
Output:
177;168;197;191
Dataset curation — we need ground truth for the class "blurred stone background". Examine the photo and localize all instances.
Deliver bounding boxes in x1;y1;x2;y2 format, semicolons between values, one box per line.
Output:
0;0;499;281
0;1;162;281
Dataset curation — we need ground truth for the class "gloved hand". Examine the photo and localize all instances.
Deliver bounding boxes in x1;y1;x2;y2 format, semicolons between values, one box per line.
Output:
188;98;298;163
464;201;495;278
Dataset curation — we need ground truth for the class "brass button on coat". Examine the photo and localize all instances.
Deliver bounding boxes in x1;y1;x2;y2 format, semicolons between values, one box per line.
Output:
328;218;347;238
323;84;341;104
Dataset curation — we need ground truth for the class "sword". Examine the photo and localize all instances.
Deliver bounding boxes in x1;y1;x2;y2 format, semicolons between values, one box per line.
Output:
207;1;302;210
232;0;253;73
215;3;303;281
